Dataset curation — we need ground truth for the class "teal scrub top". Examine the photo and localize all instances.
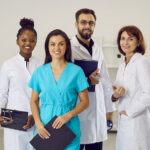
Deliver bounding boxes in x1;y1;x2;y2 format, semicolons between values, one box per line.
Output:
29;62;89;149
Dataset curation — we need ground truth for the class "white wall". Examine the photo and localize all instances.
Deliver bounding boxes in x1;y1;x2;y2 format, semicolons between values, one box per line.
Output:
0;0;150;66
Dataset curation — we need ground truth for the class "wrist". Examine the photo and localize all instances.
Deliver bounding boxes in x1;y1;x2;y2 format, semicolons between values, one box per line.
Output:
112;95;119;102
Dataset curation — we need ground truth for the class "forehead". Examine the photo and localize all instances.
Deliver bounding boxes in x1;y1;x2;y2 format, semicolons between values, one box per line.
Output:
49;35;65;42
121;31;135;37
19;30;35;38
78;13;95;21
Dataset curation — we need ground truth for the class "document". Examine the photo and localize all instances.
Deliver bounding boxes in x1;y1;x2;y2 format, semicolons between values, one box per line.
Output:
1;108;28;131
30;115;76;150
74;59;98;92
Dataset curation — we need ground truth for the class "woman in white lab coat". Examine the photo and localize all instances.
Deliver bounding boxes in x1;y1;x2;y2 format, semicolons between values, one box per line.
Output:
0;18;40;150
112;25;150;150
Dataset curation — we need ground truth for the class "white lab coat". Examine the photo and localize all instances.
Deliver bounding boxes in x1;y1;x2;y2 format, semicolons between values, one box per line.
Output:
71;36;114;144
115;53;150;150
0;53;40;150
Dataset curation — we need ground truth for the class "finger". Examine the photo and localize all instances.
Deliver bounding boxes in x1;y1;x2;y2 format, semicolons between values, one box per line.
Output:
52;119;59;128
39;132;45;139
112;86;117;90
93;69;99;75
56;122;63;129
96;73;100;77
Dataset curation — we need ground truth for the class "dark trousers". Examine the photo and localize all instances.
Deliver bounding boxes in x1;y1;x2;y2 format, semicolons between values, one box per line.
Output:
80;142;103;150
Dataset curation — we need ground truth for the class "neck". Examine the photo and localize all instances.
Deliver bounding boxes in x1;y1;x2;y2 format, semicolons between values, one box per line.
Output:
19;52;31;62
51;58;67;69
125;53;134;65
77;34;90;46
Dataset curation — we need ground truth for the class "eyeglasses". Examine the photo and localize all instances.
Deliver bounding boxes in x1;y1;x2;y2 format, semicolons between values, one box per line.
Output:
78;20;95;26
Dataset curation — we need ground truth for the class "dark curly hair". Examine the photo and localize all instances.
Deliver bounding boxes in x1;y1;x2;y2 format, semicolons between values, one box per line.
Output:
17;18;37;40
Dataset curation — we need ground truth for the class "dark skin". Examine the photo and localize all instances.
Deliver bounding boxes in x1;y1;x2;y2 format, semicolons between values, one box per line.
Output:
0;29;37;129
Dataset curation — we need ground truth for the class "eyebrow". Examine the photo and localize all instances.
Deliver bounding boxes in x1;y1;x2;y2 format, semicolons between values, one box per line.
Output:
49;41;65;43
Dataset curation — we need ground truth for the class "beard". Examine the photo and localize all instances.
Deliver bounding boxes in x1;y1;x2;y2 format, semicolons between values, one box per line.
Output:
78;28;93;40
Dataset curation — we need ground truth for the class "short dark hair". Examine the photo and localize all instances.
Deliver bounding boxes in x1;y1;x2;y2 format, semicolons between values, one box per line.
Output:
117;25;145;55
44;29;72;64
17;18;37;40
75;8;96;21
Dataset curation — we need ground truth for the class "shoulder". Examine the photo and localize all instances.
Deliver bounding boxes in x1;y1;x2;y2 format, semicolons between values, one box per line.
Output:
68;62;83;73
30;56;42;66
35;63;49;72
1;56;16;70
136;54;150;68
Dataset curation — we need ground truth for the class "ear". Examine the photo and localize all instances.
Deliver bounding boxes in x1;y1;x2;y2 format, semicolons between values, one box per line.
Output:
75;22;78;29
16;39;19;45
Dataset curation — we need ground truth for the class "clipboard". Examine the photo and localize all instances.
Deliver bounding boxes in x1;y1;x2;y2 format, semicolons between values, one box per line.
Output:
1;108;28;131
74;59;98;92
30;115;76;150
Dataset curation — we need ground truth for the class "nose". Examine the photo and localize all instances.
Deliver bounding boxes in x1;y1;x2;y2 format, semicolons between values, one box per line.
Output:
26;40;31;45
85;23;90;28
124;39;129;45
55;44;60;50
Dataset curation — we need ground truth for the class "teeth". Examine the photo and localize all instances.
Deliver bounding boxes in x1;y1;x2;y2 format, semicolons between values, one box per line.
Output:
25;46;31;49
54;51;60;54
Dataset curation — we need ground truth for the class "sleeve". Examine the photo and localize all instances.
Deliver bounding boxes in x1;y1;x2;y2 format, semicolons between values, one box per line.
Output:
76;68;89;93
126;58;150;118
28;68;41;93
0;63;10;111
100;58;115;112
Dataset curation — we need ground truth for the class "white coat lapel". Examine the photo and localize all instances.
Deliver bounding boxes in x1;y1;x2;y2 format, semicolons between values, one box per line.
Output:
71;36;92;60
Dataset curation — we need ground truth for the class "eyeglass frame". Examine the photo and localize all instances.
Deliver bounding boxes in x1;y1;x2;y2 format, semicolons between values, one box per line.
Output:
77;20;96;26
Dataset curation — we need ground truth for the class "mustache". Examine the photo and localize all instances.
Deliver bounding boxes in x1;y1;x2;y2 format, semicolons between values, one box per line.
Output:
82;29;92;32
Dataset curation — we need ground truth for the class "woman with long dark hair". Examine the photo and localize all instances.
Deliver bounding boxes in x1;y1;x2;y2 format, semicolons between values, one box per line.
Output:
29;29;89;149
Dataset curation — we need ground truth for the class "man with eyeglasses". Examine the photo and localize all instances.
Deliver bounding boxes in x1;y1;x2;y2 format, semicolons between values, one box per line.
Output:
71;8;114;150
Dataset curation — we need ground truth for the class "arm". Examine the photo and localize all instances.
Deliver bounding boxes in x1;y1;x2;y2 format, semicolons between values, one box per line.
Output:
100;59;115;112
126;59;150;118
30;90;50;139
52;89;89;129
0;63;9;111
0;63;12;125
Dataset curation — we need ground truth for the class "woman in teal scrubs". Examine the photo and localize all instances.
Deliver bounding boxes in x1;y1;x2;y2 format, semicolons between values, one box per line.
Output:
29;29;89;149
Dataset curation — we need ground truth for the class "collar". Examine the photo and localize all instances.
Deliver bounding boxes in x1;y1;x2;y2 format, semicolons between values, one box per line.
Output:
16;53;33;63
76;35;94;50
124;53;142;66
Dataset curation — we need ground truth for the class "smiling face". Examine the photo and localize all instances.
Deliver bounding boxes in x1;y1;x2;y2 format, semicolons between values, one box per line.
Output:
120;31;139;56
76;13;95;40
48;35;66;60
17;30;37;57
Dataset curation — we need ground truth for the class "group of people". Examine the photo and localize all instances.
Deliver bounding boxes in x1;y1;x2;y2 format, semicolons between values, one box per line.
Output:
0;8;150;150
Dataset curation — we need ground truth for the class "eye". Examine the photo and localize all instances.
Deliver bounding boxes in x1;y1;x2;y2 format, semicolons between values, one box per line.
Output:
129;37;133;41
59;42;64;46
120;37;125;40
22;39;26;42
50;43;55;46
30;40;36;43
89;21;95;26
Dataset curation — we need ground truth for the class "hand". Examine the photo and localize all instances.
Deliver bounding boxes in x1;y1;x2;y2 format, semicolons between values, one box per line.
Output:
36;121;50;139
0;114;13;125
112;86;125;99
23;115;35;129
52;113;72;129
89;69;100;85
119;110;128;116
106;112;113;121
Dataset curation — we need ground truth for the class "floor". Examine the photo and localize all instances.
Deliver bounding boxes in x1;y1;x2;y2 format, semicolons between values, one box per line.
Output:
0;129;116;150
